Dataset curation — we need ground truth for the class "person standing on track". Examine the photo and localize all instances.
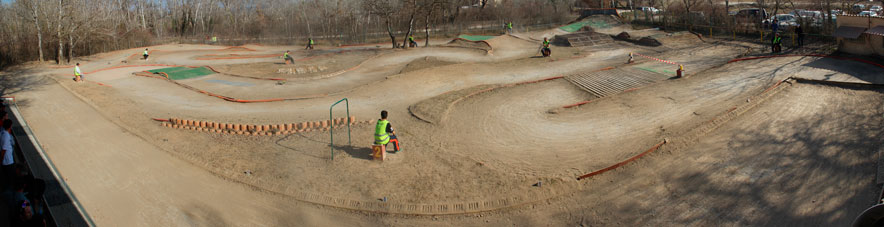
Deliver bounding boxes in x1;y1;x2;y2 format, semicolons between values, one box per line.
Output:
306;38;314;50
374;110;400;152
74;63;83;82
283;50;294;64
507;22;513;34
795;24;804;47
772;33;782;53
541;37;551;57
143;48;149;60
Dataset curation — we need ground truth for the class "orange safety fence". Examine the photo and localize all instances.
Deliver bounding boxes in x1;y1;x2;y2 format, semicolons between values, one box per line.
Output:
577;140;666;180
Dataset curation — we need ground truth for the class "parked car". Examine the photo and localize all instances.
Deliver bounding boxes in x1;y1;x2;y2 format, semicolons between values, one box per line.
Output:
794;10;823;26
639;7;661;14
770;14;799;31
735;8;769;24
859;10;879;16
853;4;867;13
871;5;882;13
798;10;822;19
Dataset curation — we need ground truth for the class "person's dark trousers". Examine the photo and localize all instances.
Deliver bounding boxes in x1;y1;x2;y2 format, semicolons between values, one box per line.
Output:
798;35;804;47
2;164;14;189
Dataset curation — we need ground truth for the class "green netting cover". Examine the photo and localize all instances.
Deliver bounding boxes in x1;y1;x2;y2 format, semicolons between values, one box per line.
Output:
147;67;215;80
456;35;496;41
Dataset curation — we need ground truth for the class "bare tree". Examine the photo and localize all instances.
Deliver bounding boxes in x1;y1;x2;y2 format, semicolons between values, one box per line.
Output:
55;0;64;64
402;0;417;48
25;0;44;62
0;0;575;68
365;0;401;48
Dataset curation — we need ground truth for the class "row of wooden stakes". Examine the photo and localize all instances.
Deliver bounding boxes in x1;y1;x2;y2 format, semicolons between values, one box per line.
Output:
161;116;370;135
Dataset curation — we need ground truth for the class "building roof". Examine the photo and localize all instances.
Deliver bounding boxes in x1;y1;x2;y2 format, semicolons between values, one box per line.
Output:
865;26;884;37
834;26;867;39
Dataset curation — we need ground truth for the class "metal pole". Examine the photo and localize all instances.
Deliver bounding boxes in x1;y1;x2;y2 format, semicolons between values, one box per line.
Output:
329;98;349;160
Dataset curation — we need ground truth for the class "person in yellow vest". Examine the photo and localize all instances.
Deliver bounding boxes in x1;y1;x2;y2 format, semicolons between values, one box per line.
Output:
283;50;294;64
374;110;400;152
541;37;551;57
771;33;782;53
507;22;513;34
408;35;417;48
305;38;314;50
74;63;83;82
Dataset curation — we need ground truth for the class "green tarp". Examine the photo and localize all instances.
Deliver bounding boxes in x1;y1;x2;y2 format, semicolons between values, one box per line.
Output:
147;67;215;80
456;35;496;41
559;20;613;32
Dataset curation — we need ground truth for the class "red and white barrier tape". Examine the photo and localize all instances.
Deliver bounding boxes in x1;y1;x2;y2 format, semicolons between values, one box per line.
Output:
633;53;680;65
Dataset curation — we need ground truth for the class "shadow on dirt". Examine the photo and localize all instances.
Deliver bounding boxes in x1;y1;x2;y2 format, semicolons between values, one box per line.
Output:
802;57;884;84
0;69;54;108
560;84;884;226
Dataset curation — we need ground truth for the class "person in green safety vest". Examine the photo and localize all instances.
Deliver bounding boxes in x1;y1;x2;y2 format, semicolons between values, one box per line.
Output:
408;35;417;48
74;63;83;82
374;110;400;152
142;48;149;60
541;37;551;57
771;33;782;53
306;38;314;50
283;50;294;64
507;22;513;34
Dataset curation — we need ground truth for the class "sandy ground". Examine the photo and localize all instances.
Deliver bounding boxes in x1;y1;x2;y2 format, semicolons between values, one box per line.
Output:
3;21;884;226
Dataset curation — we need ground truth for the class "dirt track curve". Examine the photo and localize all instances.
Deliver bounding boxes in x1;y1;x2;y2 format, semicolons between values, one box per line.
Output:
6;18;884;225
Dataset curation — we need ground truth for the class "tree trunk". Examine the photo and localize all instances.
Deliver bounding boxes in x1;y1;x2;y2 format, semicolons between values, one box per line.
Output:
68;32;73;63
194;0;202;36
139;0;147;30
774;0;780;15
425;8;431;47
56;0;64;64
31;0;44;62
403;10;416;48
301;10;312;37
385;18;396;48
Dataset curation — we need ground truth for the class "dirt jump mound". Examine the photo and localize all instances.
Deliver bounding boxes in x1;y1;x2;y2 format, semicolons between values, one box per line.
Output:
553;32;615;47
399;56;458;74
637;37;663;46
445;35;494;51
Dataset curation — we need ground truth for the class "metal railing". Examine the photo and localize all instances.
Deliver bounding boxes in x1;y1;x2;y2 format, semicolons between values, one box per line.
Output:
4;97;95;227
